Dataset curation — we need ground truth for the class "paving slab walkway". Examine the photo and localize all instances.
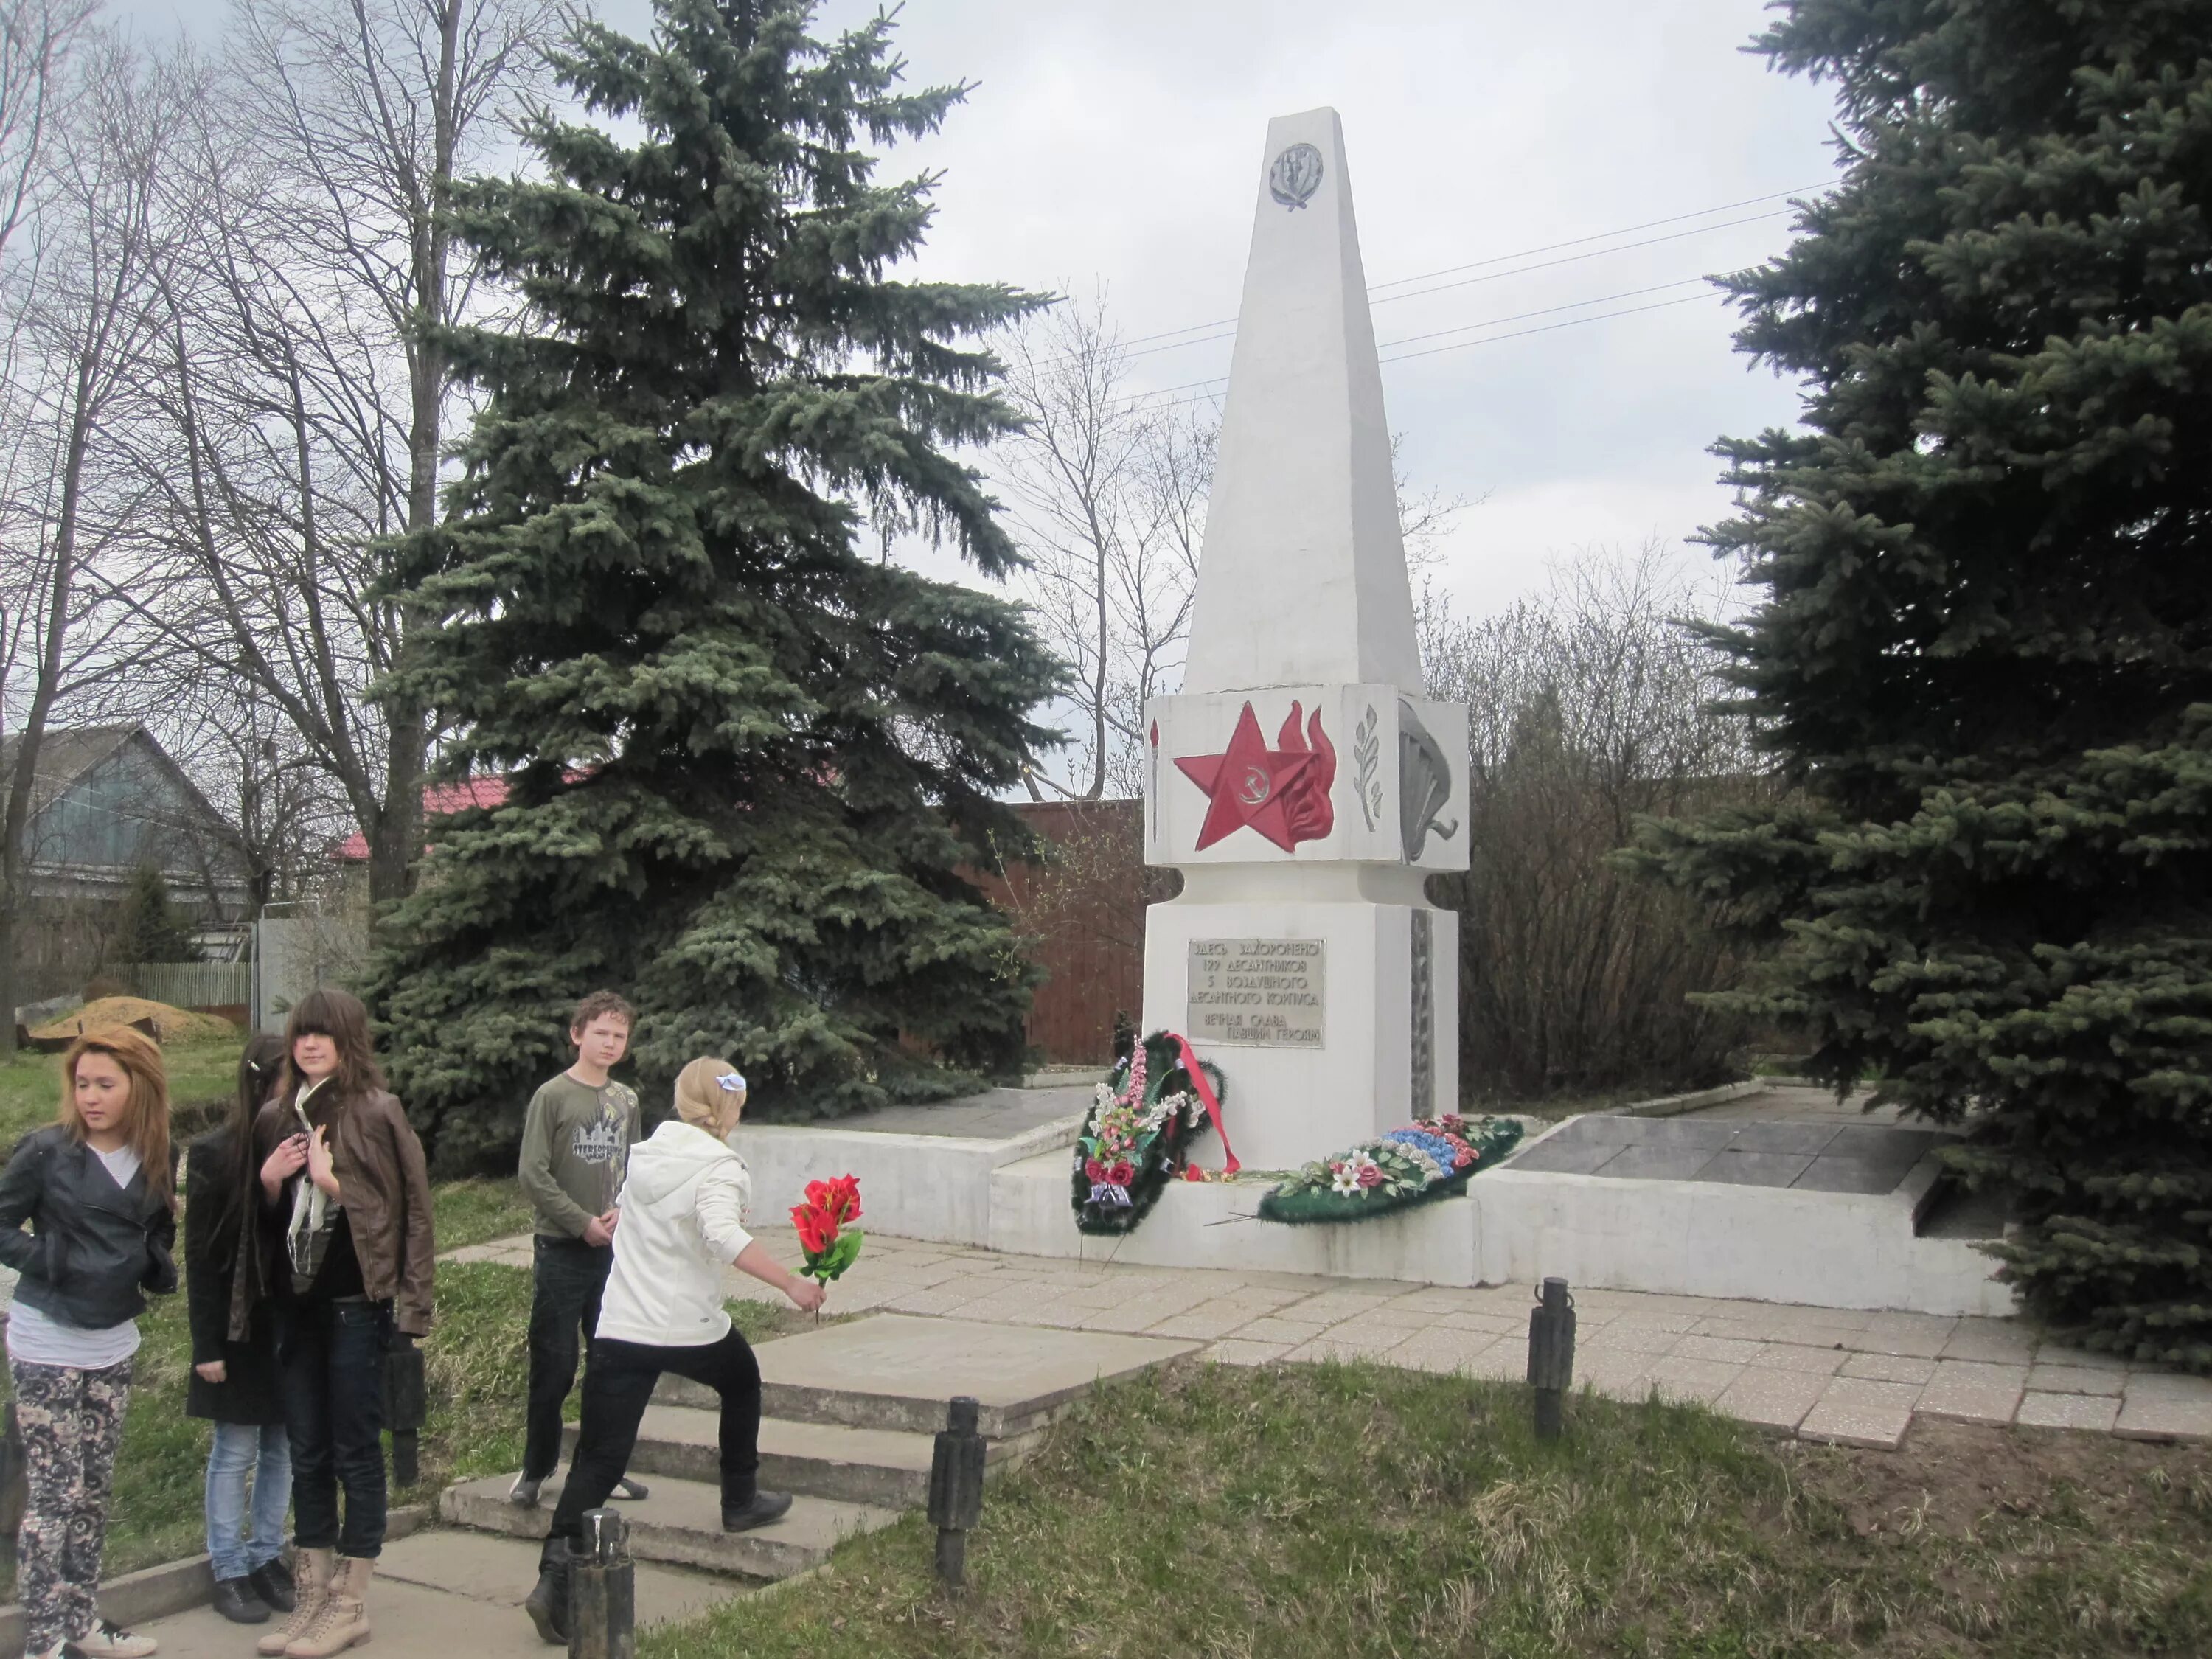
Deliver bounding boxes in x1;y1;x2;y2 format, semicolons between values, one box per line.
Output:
119;1529;742;1659
448;1225;2212;1453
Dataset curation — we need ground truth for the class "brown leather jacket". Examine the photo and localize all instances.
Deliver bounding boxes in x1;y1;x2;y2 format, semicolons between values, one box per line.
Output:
243;1086;435;1338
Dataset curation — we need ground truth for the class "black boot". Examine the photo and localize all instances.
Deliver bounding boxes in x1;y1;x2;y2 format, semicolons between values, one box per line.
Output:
211;1576;271;1624
523;1538;570;1646
248;1556;296;1614
721;1490;793;1533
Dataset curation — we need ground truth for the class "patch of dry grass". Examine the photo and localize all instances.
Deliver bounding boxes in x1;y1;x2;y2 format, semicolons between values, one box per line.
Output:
643;1360;2212;1659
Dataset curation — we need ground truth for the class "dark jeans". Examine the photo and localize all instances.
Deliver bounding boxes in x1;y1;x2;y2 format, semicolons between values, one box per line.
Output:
547;1329;761;1548
524;1237;613;1481
278;1298;392;1558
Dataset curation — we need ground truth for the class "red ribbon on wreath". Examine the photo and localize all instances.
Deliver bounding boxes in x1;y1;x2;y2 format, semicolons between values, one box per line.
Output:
1167;1031;1240;1180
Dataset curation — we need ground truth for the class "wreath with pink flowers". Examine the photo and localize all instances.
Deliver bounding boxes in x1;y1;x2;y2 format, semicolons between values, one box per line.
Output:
1071;1031;1226;1235
1256;1114;1523;1224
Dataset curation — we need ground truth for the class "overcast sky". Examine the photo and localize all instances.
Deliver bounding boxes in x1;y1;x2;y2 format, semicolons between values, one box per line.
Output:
112;0;1840;627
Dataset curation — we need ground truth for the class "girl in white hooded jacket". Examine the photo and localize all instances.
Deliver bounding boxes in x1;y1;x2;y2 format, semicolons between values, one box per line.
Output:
525;1057;824;1644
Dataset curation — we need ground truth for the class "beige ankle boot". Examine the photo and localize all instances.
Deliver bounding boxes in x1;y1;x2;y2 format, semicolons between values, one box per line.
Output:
258;1549;334;1656
285;1554;372;1656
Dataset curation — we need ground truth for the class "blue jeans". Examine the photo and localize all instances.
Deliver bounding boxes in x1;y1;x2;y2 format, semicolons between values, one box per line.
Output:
278;1299;391;1558
205;1421;291;1581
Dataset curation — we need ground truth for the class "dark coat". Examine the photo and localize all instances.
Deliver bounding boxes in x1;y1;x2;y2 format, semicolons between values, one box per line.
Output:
184;1127;283;1425
0;1125;178;1330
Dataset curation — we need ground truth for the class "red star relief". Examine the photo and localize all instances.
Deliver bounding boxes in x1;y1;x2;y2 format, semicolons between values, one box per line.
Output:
1175;702;1317;851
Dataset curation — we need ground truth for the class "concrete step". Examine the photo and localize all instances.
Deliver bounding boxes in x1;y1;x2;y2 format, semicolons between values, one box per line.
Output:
439;1470;899;1581
564;1404;1026;1509
657;1313;1200;1437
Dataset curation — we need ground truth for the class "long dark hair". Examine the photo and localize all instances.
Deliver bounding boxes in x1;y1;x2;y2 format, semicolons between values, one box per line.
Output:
198;1032;285;1270
278;987;386;1108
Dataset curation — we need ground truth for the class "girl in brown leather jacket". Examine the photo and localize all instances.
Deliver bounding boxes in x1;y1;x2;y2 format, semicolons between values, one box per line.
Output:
248;988;434;1658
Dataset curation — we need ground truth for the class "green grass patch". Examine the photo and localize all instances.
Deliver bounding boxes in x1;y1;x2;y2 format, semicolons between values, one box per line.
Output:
642;1360;2212;1659
0;1036;245;1151
431;1178;537;1253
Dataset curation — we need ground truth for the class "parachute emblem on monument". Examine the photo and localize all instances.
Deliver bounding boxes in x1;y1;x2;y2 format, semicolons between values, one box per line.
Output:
1267;142;1324;209
1397;700;1459;861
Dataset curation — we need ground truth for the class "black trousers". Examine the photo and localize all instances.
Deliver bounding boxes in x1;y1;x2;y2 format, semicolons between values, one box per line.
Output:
546;1328;762;1549
277;1298;391;1558
522;1237;613;1482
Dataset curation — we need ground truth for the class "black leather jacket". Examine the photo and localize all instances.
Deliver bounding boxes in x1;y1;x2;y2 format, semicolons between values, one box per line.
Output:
0;1125;178;1331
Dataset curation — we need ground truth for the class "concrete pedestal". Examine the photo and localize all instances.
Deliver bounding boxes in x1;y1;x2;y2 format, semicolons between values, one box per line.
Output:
1141;866;1458;1171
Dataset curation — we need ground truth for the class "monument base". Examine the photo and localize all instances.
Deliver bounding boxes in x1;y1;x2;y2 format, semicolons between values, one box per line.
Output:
1140;866;1458;1173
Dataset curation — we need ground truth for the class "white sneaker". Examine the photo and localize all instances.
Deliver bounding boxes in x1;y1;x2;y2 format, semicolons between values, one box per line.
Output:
67;1621;159;1658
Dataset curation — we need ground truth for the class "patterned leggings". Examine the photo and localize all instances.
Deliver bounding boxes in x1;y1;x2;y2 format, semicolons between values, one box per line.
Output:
9;1357;133;1656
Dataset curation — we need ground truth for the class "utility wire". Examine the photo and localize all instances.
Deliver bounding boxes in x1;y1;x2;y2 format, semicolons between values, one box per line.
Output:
1089;182;1824;358
1105;208;1790;369
1135;289;1727;414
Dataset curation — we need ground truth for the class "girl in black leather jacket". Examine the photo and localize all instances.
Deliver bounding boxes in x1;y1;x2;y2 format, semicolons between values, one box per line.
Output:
0;1024;178;1659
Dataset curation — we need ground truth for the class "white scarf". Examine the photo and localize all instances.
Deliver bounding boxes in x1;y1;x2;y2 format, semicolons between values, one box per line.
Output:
285;1075;335;1281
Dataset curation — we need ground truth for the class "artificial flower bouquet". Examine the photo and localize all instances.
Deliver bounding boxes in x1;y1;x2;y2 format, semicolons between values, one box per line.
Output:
1256;1114;1523;1225
792;1174;864;1284
1071;1030;1230;1236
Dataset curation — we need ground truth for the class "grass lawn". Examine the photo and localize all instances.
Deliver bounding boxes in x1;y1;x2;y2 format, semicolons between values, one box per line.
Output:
644;1360;2212;1659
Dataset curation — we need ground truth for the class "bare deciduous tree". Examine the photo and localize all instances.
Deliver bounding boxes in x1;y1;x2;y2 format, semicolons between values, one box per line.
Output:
998;293;1214;802
110;0;556;907
0;30;188;1050
1423;540;1766;1098
0;0;93;259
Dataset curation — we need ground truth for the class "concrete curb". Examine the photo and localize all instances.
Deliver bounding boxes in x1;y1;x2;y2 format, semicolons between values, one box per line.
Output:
0;1503;432;1658
1614;1079;1765;1119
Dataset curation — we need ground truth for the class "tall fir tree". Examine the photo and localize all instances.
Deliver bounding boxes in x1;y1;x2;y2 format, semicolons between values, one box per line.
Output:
1634;1;2212;1367
113;866;198;965
369;0;1060;1167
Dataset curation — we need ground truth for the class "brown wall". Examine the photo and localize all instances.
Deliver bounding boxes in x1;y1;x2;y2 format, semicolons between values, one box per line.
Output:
971;799;1172;1068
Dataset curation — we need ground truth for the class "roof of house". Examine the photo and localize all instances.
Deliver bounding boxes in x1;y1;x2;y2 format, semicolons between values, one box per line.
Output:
0;724;140;819
333;776;511;862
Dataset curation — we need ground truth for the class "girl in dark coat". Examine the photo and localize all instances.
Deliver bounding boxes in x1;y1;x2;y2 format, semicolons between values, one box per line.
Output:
186;1033;296;1626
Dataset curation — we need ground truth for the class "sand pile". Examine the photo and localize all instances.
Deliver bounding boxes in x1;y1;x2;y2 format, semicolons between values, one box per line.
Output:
29;996;238;1044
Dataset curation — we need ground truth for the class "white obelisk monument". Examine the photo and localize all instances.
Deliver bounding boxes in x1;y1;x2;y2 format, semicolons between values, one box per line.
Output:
1142;108;1469;1173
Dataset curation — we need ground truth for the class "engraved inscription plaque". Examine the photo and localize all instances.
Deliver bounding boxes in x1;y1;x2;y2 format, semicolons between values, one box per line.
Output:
1187;937;1326;1048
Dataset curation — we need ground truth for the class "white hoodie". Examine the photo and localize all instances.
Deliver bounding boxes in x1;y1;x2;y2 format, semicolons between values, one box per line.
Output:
595;1121;755;1348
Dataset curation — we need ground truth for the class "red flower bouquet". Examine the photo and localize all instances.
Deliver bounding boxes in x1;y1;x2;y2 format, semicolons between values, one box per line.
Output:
791;1174;864;1286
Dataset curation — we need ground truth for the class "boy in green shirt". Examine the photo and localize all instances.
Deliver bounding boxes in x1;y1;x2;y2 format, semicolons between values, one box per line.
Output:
509;992;648;1506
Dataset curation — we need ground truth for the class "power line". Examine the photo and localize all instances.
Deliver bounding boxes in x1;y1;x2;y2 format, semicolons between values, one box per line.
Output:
1375;277;1711;353
1379;291;1721;365
1096;182;1824;357
1368;185;1818;293
1135;289;1728;414
1102;206;1793;370
1129;279;1722;406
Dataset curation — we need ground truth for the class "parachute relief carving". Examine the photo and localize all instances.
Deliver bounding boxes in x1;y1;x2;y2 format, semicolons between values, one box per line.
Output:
1397;699;1459;862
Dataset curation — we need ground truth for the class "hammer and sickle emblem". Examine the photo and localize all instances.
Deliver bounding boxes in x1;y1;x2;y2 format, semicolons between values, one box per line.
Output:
1239;766;1272;806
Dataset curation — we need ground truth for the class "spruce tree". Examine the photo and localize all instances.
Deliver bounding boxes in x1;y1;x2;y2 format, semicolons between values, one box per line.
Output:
113;865;198;965
369;0;1059;1167
1634;1;2212;1368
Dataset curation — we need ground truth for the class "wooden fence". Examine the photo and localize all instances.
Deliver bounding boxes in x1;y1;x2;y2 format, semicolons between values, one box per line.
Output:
120;961;252;1011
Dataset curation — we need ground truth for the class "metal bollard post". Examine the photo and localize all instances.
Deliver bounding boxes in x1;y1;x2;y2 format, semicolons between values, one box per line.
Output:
927;1396;987;1592
1526;1276;1576;1441
384;1337;427;1488
568;1507;636;1659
